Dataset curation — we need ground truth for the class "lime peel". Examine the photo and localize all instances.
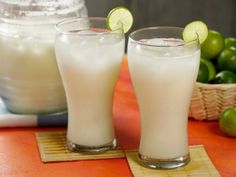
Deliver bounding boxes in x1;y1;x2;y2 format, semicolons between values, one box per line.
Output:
106;6;133;33
220;108;236;137
183;21;208;44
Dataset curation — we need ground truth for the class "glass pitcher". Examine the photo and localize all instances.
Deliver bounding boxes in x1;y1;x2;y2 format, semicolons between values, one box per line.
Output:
0;0;87;114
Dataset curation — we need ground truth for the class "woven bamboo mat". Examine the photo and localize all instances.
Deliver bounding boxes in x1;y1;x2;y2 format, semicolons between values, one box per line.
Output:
125;145;221;177
36;131;125;162
36;132;220;176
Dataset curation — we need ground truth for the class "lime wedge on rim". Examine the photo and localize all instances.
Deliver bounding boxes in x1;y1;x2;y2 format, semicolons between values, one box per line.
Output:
106;6;133;33
183;21;208;44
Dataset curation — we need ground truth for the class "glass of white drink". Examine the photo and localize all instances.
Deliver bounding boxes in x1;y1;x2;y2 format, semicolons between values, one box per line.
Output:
128;27;200;169
55;17;125;153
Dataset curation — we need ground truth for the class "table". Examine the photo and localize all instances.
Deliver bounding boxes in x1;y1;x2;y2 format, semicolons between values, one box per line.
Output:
0;57;235;177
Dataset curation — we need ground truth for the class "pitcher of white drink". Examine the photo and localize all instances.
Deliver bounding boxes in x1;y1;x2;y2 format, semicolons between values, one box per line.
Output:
128;27;200;169
0;0;87;114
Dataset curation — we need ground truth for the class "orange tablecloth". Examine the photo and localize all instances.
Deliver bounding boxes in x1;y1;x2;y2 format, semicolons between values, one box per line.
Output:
0;57;235;177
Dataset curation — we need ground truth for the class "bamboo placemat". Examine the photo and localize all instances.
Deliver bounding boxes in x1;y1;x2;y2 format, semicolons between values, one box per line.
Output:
36;131;125;162
125;145;221;177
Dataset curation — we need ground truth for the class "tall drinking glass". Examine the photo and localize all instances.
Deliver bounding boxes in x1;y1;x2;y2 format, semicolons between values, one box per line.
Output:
128;27;200;169
55;17;125;153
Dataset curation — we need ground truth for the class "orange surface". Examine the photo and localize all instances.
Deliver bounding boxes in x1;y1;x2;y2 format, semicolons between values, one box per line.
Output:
0;57;236;177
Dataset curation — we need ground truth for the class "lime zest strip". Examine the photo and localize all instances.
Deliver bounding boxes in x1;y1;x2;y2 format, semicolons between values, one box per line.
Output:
106;6;133;33
183;21;208;44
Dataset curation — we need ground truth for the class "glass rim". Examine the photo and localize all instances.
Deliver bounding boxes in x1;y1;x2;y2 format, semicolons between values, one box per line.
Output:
55;17;124;35
129;26;199;47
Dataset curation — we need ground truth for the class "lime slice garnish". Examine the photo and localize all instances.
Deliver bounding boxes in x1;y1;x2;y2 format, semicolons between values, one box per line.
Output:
106;6;133;33
183;21;208;44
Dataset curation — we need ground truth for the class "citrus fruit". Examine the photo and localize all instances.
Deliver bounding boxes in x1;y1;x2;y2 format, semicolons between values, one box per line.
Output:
218;48;236;73
183;21;208;44
201;30;224;60
197;60;209;83
213;70;236;84
220;108;236;137
201;58;216;81
106;6;133;33
224;37;236;49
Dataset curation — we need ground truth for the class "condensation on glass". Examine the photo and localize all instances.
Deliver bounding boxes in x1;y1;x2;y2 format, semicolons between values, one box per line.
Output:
0;0;87;114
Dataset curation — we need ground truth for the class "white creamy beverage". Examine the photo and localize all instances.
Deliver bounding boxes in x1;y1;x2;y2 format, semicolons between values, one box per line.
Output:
0;35;67;114
55;30;124;147
0;0;88;114
128;38;200;159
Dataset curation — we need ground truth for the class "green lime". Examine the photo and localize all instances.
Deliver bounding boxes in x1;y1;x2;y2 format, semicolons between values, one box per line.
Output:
224;37;236;49
218;48;236;73
201;30;224;60
220;108;236;137
183;21;208;44
106;6;133;33
197;60;209;83
213;70;236;84
201;58;216;81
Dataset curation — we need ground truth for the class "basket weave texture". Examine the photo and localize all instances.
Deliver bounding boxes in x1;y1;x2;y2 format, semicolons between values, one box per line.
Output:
189;82;236;121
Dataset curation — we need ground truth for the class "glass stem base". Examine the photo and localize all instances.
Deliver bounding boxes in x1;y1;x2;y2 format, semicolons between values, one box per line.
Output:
138;152;190;169
67;138;117;154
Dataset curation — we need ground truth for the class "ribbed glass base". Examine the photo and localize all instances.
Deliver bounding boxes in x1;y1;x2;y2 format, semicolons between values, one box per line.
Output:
67;138;117;154
138;152;190;169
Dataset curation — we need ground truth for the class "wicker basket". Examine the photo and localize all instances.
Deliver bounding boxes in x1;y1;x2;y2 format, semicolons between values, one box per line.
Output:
189;82;236;121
